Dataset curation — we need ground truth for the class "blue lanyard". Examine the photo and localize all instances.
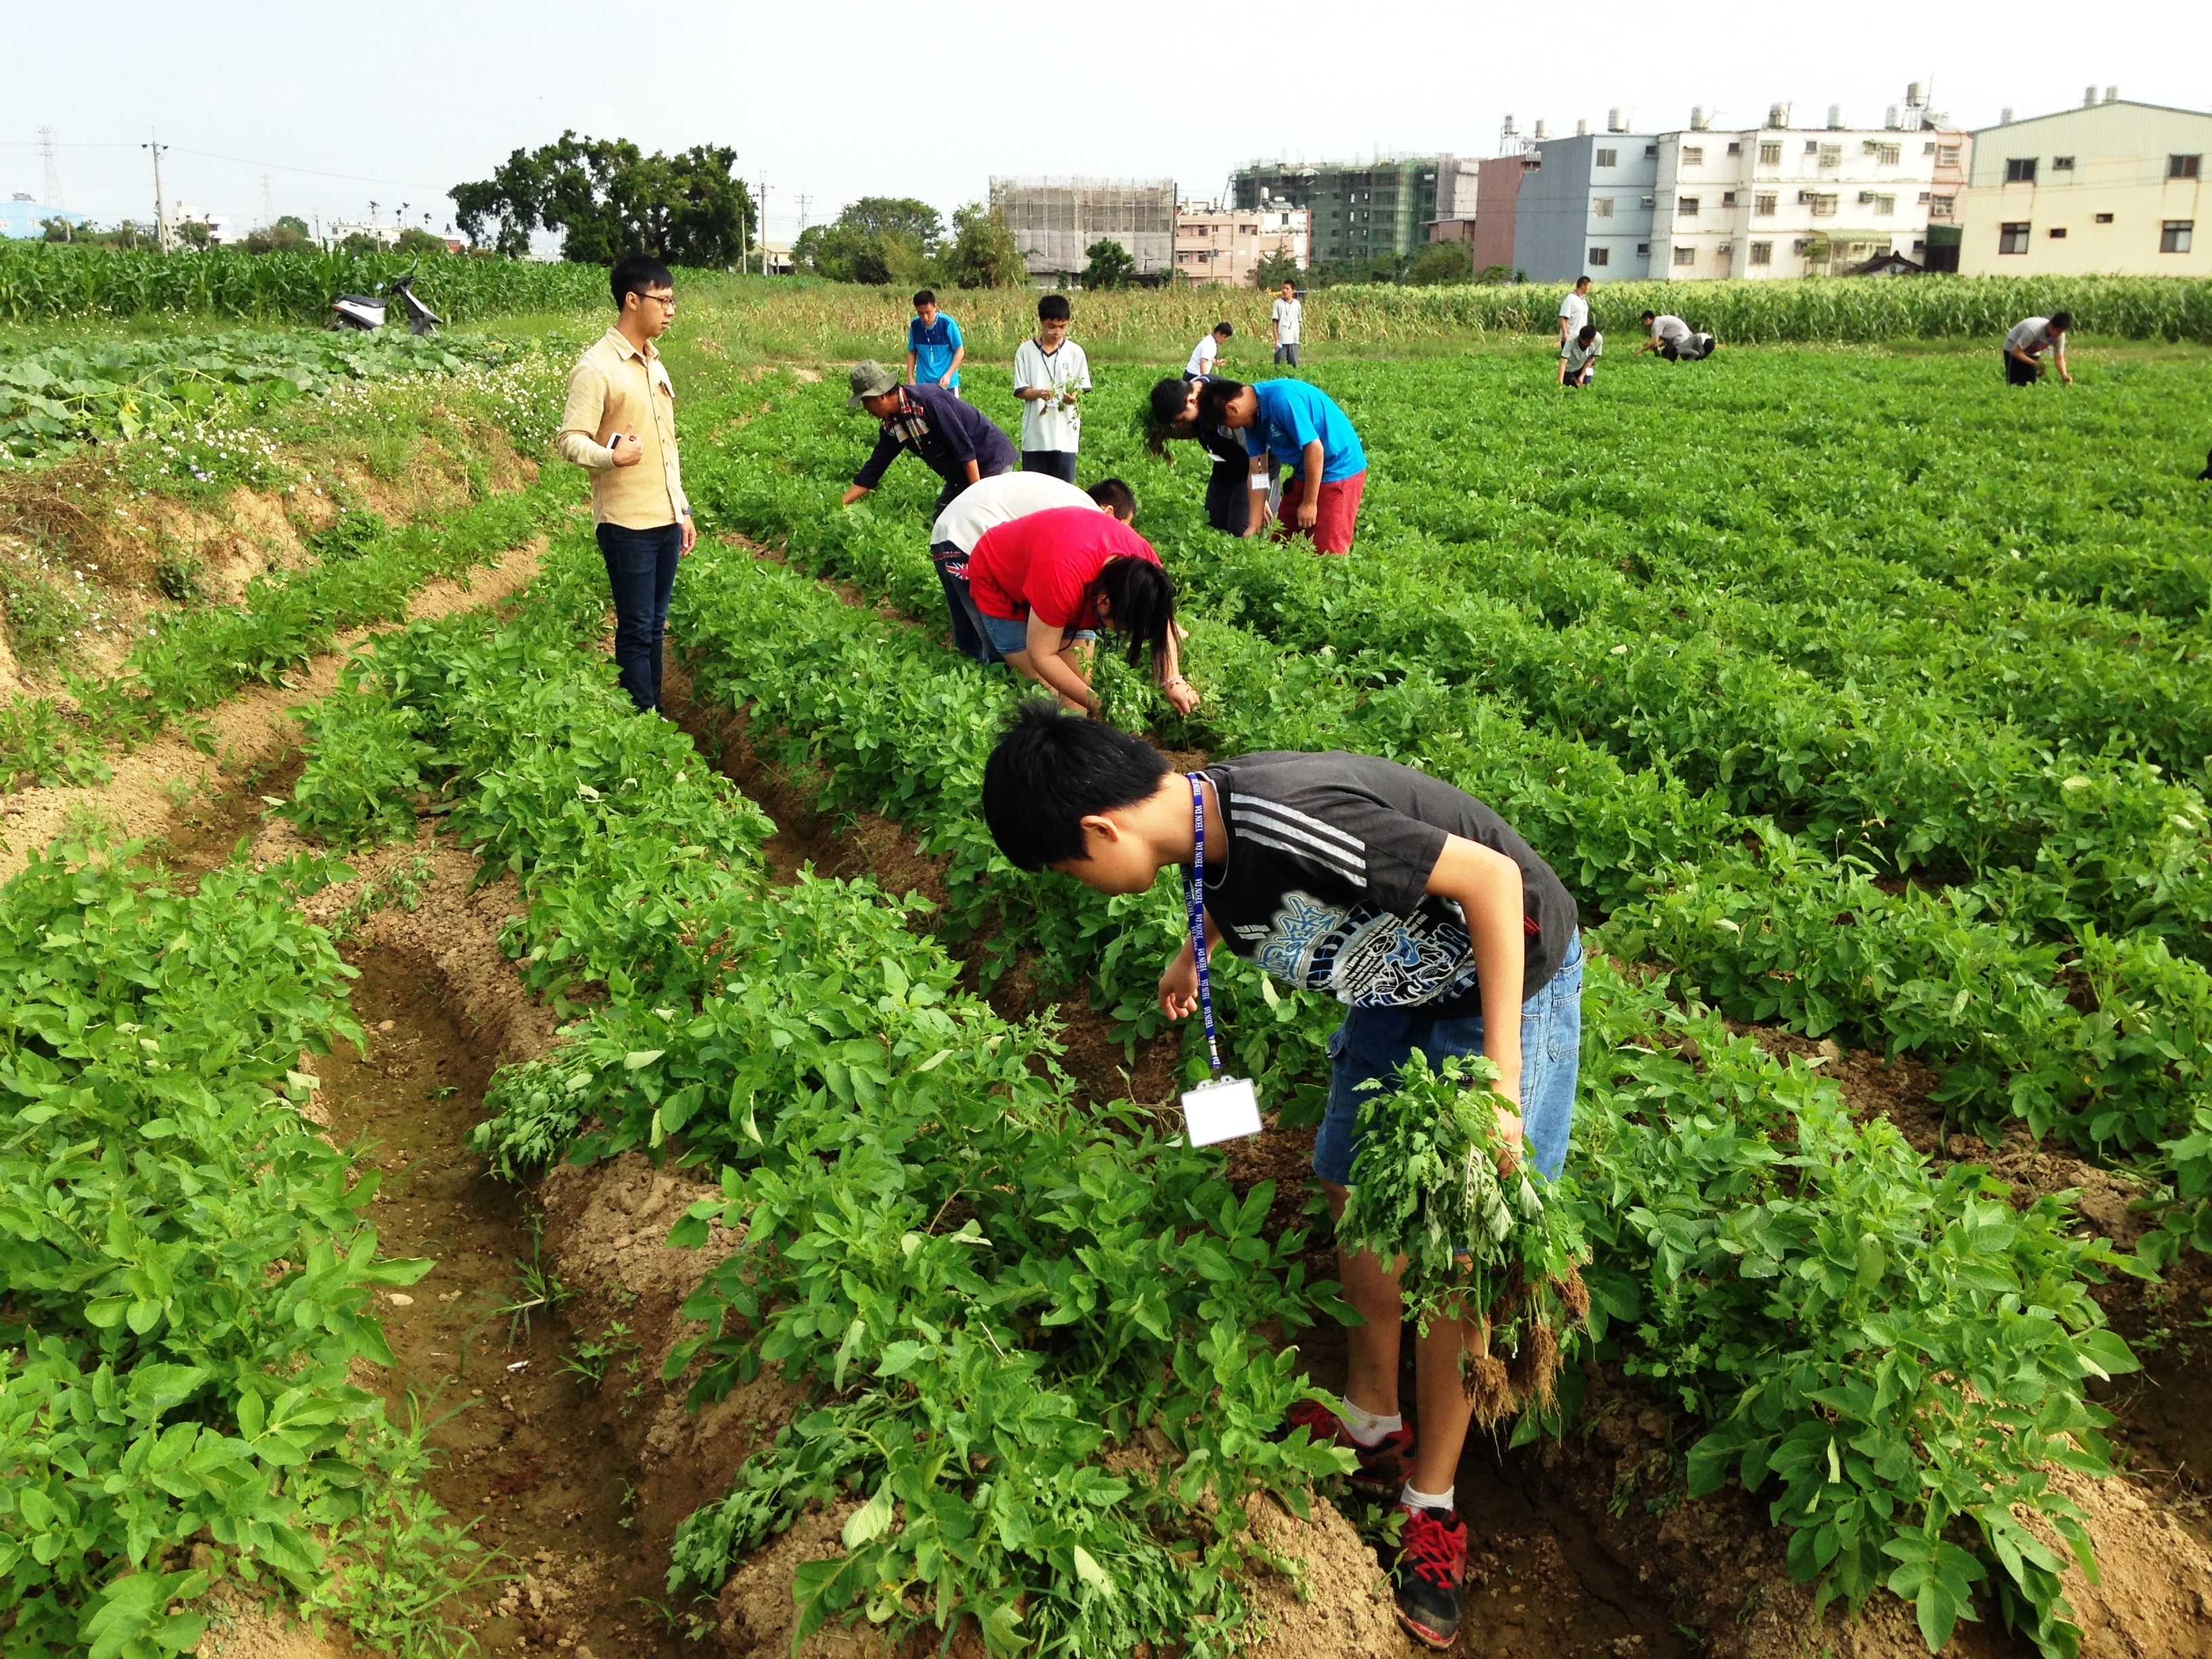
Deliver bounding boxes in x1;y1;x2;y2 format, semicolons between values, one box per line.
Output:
1187;775;1223;1076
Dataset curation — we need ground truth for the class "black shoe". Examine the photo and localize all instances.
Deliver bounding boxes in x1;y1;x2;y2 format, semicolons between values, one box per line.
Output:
1393;1503;1467;1649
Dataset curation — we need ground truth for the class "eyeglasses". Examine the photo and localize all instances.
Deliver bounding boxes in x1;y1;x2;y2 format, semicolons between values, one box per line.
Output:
644;291;676;311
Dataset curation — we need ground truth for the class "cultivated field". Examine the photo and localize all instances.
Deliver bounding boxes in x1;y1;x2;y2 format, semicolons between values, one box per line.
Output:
4;279;2212;1659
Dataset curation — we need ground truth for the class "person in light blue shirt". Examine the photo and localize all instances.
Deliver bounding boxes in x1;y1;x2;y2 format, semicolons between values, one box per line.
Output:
907;289;965;394
1195;377;1370;553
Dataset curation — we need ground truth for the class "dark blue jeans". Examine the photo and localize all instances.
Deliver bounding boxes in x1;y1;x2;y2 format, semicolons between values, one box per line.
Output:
596;521;680;713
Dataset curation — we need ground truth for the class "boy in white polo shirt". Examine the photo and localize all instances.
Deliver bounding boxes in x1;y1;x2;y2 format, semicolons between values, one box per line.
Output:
1271;281;1303;366
1557;275;1591;346
1013;294;1090;484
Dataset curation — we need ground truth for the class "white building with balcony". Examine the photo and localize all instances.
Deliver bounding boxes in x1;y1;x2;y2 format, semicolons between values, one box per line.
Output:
1652;104;1942;279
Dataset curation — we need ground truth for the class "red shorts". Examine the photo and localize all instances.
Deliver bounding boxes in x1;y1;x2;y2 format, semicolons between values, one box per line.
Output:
1275;468;1367;554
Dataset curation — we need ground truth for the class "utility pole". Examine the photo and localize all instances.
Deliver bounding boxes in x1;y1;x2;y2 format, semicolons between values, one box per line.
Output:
142;131;171;250
38;127;64;209
261;174;276;230
758;181;771;274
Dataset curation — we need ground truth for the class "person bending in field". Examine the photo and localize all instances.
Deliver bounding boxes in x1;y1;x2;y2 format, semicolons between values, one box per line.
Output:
1185;321;1233;380
1013;294;1090;484
928;472;1133;664
556;253;693;716
964;506;1200;716
1559;324;1603;390
2005;312;2074;387
1637;310;1715;361
980;706;1583;1651
906;289;964;396
1147;375;1280;535
1197;377;1369;554
842;360;1018;517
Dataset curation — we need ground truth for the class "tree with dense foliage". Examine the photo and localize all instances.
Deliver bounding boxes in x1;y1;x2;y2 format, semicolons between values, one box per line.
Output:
451;133;754;264
943;203;1026;289
1251;245;1301;290
1409;240;1474;285
1080;237;1139;289
243;222;309;254
394;226;448;255
793;197;943;285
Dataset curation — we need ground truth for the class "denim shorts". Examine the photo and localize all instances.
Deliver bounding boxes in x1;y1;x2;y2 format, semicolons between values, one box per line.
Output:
1314;932;1582;1187
977;611;1097;659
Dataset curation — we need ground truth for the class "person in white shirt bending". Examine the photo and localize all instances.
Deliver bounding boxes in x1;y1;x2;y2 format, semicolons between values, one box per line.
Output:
2004;312;2073;387
1271;281;1304;366
1557;275;1592;348
1637;310;1716;361
1012;293;1092;484
1186;322;1234;380
1559;325;1603;389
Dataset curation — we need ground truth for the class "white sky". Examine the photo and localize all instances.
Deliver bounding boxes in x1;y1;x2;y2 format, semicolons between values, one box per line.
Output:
9;0;2209;245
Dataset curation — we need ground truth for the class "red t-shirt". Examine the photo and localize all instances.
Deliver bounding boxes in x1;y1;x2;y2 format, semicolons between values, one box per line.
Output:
967;507;1161;630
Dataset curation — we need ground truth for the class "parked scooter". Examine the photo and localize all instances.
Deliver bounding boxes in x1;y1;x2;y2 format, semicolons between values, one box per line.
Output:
329;265;443;335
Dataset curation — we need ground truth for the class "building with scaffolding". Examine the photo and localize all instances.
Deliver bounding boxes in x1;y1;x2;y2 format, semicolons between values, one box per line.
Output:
1231;157;1462;270
988;177;1177;285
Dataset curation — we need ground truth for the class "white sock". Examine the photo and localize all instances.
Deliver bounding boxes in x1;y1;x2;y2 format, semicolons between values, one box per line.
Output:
1400;1481;1455;1514
1338;1400;1403;1447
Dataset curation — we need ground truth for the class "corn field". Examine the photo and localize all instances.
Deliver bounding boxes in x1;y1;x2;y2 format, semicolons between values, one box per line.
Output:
0;244;614;325
5;242;2209;350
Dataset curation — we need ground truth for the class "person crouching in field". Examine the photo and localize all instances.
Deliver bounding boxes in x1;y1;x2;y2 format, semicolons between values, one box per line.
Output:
1147;375;1279;535
928;472;1132;663
1197;377;1369;554
1186;321;1233;380
1637;310;1716;361
556;253;694;716
963;505;1199;716
1559;324;1602;389
980;707;1584;1650
842;361;1018;516
2005;312;2074;386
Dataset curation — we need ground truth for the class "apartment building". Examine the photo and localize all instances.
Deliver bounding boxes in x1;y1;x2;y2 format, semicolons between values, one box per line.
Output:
1651;106;1940;280
1956;94;2211;275
1511;125;1661;281
1232;158;1462;268
1173;202;1311;285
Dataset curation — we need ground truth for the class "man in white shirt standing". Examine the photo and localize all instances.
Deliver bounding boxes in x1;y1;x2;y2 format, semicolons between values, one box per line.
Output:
1557;275;1592;348
1271;281;1304;367
1186;321;1234;380
2004;312;2073;386
1013;293;1090;484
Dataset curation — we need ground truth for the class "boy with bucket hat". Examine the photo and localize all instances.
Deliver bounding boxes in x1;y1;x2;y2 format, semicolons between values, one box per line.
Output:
840;360;1018;516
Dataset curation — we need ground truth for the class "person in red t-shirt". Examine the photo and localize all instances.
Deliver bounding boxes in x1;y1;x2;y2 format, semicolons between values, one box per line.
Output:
966;505;1200;717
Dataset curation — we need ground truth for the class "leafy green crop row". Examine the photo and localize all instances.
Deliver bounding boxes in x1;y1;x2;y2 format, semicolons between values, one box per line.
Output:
0;244;611;327
282;528;1353;1655
678;391;2212;1205
0;468;568;794
1;329;542;469
665;535;2143;1654
0;840;457;1656
703;365;2212;966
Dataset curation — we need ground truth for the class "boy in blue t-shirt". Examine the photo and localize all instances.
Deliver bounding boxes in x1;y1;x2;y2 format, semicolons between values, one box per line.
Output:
1196;377;1369;554
907;289;965;396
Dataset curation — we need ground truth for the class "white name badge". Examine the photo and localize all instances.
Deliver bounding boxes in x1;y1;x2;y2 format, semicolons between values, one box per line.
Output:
1181;1076;1262;1146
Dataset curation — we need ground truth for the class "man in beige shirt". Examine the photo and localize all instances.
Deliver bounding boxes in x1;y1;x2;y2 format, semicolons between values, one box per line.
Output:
557;254;694;714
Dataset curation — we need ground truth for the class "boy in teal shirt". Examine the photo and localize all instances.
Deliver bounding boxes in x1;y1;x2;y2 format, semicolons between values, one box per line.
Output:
907;289;965;396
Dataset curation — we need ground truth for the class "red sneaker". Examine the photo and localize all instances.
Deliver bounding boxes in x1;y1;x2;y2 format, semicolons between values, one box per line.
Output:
1279;1397;1413;1496
1393;1504;1467;1650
